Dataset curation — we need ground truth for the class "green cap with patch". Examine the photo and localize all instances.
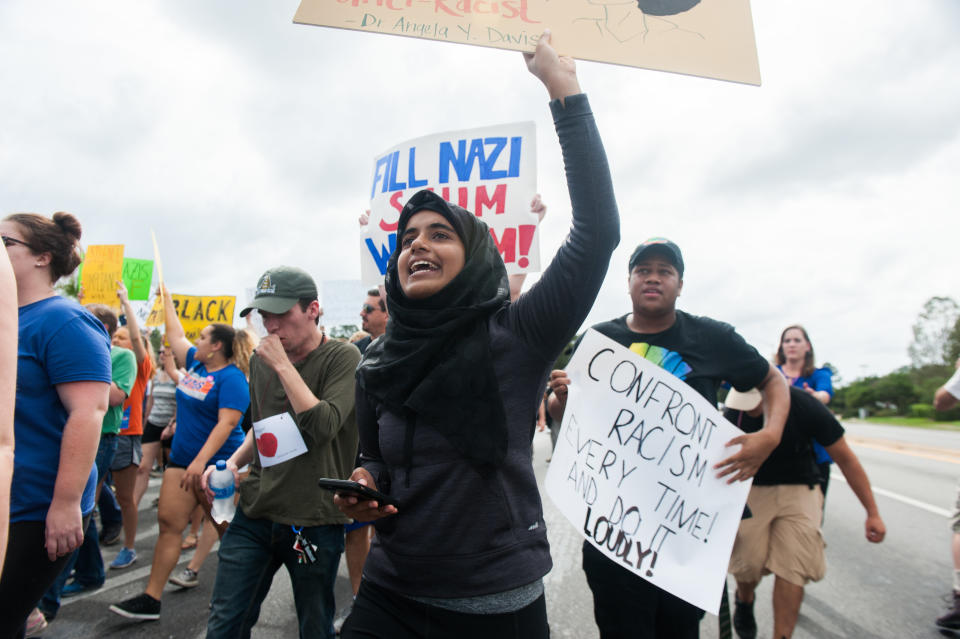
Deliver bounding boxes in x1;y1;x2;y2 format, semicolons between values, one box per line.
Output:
239;266;317;317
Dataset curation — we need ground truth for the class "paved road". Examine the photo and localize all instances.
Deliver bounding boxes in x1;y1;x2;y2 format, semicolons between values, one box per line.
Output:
41;421;960;637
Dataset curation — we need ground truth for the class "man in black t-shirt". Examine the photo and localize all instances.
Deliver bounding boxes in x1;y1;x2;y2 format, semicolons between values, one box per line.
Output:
548;237;790;639
723;386;885;639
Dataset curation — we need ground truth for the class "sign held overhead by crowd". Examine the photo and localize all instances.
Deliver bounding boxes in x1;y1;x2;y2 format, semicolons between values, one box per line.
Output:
361;121;538;285
294;0;761;85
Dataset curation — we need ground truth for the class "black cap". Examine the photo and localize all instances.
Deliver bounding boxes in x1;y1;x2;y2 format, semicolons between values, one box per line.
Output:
239;266;318;318
628;238;684;277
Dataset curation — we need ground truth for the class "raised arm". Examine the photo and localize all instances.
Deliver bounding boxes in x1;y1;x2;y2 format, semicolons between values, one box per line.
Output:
158;284;192;365
508;31;620;358
523;30;581;104
508;195;547;301
117;280;147;365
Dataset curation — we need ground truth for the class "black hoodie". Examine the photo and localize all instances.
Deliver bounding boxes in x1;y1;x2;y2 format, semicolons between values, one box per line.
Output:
357;93;620;599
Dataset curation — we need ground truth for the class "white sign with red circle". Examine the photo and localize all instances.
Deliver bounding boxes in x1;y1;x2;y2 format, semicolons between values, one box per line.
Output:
252;412;308;468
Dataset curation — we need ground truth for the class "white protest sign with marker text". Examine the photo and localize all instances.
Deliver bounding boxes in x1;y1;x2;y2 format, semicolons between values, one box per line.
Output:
361;121;538;286
545;329;751;614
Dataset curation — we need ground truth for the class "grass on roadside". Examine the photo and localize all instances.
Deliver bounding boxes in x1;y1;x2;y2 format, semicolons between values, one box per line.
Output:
860;416;960;430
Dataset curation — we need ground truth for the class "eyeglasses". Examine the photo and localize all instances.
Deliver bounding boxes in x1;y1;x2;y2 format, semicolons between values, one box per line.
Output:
1;235;34;250
361;304;380;314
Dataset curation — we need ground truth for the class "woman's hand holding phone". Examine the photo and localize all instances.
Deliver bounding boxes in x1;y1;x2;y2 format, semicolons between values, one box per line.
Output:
331;467;399;522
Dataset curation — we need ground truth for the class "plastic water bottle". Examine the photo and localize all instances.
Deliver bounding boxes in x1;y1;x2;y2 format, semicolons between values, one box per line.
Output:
210;460;236;524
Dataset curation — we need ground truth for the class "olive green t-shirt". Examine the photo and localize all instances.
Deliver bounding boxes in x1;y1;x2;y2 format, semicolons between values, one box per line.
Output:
239;338;360;526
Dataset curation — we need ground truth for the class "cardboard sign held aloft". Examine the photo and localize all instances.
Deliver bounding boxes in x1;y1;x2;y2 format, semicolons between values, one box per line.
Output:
544;329;751;614
80;245;124;309
294;0;760;86
146;294;236;342
144;294;165;328
361;121;538;286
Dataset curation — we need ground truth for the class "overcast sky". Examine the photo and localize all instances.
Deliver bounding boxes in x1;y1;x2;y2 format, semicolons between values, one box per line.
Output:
2;1;958;384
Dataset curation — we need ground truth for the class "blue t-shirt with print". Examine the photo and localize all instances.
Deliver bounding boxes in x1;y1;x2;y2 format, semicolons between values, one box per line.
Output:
13;296;112;522
169;347;249;467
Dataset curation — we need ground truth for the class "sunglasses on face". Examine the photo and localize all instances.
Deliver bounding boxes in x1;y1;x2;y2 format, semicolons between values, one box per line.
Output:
361;304;380;314
1;235;34;250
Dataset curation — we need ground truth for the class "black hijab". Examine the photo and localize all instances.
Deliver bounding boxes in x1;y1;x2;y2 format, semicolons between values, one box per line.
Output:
356;190;510;469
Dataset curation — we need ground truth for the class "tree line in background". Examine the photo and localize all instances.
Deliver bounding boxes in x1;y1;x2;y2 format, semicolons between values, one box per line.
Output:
832;296;960;421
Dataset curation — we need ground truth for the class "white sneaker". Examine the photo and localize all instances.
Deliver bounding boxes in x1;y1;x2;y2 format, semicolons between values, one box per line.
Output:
169;568;199;588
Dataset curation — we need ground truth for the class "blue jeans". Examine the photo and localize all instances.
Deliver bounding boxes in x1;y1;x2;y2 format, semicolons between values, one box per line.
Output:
41;434;117;615
206;506;344;639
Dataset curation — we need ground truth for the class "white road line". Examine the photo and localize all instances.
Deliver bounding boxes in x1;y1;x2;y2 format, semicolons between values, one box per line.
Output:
60;476;217;607
60;550;199;607
832;474;952;517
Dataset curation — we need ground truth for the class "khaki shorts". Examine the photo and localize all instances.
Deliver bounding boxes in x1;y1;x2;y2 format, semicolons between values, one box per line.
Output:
728;484;825;587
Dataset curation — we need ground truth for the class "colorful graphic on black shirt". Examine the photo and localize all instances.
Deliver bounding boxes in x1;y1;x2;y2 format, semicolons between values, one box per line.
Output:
629;342;692;380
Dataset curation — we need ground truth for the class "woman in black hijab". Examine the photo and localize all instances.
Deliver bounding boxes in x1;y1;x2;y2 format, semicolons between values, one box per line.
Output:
336;32;620;639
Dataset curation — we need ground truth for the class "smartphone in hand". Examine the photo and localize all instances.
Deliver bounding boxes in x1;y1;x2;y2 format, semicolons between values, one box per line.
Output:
317;478;400;509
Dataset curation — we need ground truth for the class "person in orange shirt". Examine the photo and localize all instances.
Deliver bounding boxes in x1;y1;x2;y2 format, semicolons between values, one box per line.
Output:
109;281;155;569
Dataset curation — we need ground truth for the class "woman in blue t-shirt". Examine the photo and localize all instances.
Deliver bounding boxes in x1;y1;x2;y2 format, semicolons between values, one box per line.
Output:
775;324;835;497
0;212;112;637
110;285;251;621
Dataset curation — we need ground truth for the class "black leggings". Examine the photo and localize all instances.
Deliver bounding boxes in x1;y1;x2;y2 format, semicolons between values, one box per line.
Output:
0;515;91;639
342;580;550;639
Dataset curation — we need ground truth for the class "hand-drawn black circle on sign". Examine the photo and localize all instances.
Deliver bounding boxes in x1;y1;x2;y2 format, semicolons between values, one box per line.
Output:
636;0;701;16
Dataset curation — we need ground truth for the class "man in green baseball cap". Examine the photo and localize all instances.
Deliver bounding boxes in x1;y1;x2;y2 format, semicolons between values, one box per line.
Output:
205;264;360;635
239;266;319;318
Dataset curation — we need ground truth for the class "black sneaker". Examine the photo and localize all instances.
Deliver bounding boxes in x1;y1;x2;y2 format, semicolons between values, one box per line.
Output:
937;592;960;630
733;595;757;639
109;593;161;621
100;522;122;546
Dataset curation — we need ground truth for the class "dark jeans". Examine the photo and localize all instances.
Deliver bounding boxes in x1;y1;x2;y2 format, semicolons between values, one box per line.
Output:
582;541;704;639
206;507;344;639
98;471;122;527
341;580;550;639
41;434;116;615
0;516;90;639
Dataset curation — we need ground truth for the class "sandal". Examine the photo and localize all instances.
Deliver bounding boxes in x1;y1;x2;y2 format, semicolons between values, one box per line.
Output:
181;533;198;550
